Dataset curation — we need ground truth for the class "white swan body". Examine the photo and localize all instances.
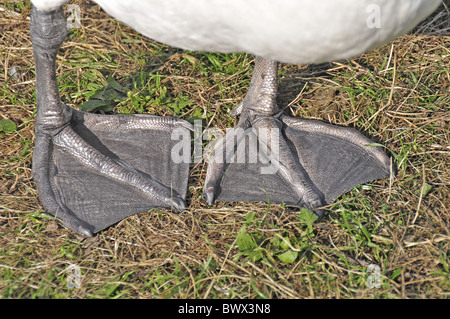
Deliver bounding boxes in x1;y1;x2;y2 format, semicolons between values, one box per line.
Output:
31;0;441;64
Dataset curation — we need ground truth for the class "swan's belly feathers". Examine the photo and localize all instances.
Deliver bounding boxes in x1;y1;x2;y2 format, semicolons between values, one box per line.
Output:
32;0;441;64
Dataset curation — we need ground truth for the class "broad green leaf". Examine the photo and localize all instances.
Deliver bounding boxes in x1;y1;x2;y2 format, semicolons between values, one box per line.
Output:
81;100;113;112
236;225;257;252
298;208;318;233
0;120;16;133
107;76;125;93
280;236;291;250
278;250;298;264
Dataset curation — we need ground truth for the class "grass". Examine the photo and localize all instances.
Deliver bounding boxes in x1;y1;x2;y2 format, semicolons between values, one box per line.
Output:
0;0;449;299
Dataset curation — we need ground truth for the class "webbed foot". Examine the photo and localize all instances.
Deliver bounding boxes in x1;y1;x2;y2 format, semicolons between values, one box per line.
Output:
30;5;191;236
203;57;391;217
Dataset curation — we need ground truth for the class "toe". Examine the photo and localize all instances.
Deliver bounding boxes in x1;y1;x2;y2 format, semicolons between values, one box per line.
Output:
171;196;186;211
78;225;94;238
312;208;326;218
305;198;326;218
202;187;216;205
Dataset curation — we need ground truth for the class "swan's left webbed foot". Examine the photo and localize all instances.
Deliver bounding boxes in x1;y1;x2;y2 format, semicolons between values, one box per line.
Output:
203;57;391;217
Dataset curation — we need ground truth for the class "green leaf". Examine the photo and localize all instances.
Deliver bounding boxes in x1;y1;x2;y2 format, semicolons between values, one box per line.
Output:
107;76;125;93
277;250;298;264
244;212;256;225
250;276;268;299
81;100;113;112
236;225;257;252
365;142;385;148
0;120;16;133
121;38;143;44
390;267;403;280
280;236;291;250
297;208;318;231
421;183;432;197
246;249;264;263
181;54;198;65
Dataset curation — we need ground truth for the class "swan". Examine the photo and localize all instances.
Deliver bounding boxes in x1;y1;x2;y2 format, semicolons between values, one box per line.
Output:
29;0;442;236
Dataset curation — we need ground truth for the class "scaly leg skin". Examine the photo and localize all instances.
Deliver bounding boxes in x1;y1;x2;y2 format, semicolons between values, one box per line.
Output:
203;57;391;217
30;6;191;237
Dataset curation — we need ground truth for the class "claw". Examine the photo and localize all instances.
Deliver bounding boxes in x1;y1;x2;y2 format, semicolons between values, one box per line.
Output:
312;209;326;219
78;225;94;238
304;198;326;218
230;102;243;117
202;186;217;206
171;196;187;211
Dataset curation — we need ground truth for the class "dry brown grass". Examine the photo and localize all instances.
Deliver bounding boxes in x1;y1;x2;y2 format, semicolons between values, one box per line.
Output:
0;1;449;299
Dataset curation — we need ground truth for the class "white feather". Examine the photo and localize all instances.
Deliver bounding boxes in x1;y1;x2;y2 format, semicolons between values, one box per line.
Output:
31;0;442;64
31;0;69;11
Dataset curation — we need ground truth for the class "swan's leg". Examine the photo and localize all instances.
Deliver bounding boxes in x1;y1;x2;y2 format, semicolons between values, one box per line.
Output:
203;57;391;216
30;5;191;236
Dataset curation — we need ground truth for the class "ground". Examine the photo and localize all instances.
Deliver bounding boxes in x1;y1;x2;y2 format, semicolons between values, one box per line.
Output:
0;0;449;299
